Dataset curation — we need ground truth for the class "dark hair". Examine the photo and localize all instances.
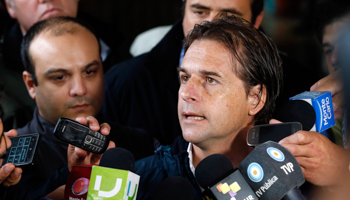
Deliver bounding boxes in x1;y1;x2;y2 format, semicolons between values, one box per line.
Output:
183;12;283;123
0;82;3;120
181;0;264;25
315;0;350;43
21;16;101;85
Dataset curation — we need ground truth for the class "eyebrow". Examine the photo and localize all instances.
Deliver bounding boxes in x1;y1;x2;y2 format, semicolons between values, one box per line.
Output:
199;70;221;78
322;43;332;48
177;67;221;78
190;3;243;16
177;67;187;74
44;60;101;76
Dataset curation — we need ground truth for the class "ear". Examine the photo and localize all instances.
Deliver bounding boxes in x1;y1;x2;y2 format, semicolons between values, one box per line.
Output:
253;11;264;29
23;71;36;100
248;85;266;116
5;0;17;19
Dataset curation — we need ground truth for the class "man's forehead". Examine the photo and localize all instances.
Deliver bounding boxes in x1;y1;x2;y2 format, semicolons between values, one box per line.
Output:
182;39;236;73
323;14;350;43
187;0;252;12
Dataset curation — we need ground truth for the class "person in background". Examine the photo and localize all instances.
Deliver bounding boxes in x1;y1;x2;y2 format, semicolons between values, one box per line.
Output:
0;0;121;131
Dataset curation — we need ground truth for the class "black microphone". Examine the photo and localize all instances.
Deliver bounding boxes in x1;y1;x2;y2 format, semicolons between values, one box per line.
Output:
274;91;335;132
87;148;140;199
238;141;305;200
149;176;196;200
99;147;136;172
195;154;258;200
274;100;316;131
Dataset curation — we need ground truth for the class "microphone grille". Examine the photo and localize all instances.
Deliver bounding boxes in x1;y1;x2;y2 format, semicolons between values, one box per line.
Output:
99;147;135;172
195;154;234;188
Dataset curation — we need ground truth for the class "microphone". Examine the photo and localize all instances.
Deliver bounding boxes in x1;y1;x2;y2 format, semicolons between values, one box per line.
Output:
238;141;305;200
149;176;196;200
195;154;258;200
87;148;140;199
274;91;335;132
64;165;94;200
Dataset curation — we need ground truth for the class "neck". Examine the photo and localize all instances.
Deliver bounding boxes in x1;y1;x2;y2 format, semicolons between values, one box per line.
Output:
192;125;254;169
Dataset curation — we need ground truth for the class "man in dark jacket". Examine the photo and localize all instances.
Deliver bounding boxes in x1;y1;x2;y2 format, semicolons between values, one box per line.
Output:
103;0;319;157
3;16;105;200
72;13;284;199
1;0;121;130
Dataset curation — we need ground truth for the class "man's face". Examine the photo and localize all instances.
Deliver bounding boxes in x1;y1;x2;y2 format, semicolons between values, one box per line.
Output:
322;16;350;73
28;27;104;125
6;0;79;34
182;0;254;36
178;39;255;148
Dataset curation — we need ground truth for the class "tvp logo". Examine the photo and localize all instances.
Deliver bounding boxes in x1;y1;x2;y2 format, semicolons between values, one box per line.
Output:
87;166;140;200
216;182;241;200
266;147;285;162
247;163;264;183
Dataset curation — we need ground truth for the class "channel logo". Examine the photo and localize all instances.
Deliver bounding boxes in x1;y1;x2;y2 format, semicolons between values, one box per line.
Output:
72;177;89;195
266;147;285;162
247;162;264;183
216;181;241;200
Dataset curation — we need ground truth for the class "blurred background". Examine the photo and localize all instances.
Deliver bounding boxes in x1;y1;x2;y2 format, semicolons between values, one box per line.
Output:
0;0;327;78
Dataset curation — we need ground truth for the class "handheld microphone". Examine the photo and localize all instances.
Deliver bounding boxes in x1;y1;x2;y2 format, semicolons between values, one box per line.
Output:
149;176;196;200
64;165;94;200
274;91;335;132
87;148;140;200
195;154;258;200
238;141;305;200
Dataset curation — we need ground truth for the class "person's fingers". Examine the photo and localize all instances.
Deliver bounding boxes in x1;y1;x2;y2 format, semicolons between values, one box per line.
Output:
4;129;18;137
279;131;317;145
100;123;111;135
86;116;100;131
269;119;282;124
279;143;314;157
0;163;15;184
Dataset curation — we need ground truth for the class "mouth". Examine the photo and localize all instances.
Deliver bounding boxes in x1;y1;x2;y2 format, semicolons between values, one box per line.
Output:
42;8;61;18
183;112;206;121
186;116;205;120
71;104;89;110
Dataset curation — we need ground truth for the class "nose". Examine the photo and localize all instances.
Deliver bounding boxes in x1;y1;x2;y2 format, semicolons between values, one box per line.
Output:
330;47;339;71
180;78;200;102
69;76;87;97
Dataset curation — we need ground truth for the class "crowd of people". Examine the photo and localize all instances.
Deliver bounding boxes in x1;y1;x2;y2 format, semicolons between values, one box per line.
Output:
0;0;349;199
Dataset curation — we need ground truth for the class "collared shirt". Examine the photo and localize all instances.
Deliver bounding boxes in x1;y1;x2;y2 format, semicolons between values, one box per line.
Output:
187;142;196;176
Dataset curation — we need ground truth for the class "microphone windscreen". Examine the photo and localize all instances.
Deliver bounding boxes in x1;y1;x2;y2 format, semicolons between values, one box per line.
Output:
99;147;135;172
238;141;304;200
195;154;234;188
150;176;195;200
273;100;316;131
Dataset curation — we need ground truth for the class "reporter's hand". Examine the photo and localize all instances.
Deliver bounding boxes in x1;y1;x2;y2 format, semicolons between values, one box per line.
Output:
278;130;350;188
0;128;23;186
0;163;22;187
67;116;115;171
311;70;344;119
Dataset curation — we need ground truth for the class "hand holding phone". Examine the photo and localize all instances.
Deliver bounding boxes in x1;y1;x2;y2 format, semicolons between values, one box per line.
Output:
53;117;110;154
247;122;302;146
